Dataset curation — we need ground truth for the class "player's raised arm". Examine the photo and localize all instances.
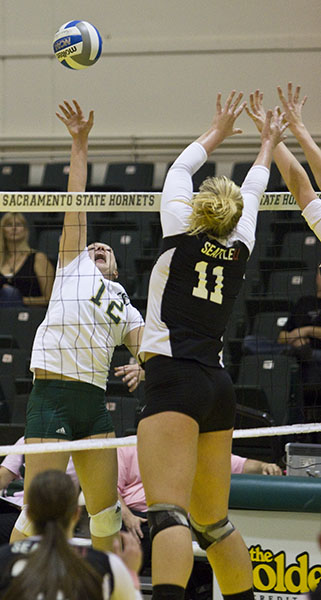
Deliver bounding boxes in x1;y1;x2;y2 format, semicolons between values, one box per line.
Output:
246;90;316;210
56;100;94;267
196;90;246;155
160;91;247;238
277;83;321;190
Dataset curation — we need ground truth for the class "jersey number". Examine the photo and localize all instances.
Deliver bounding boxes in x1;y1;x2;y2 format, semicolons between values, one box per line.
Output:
91;281;124;324
192;261;224;304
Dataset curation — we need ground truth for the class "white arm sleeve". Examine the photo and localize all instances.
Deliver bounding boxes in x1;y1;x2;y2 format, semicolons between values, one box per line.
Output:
230;165;270;253
302;198;321;242
161;141;208;237
108;554;143;600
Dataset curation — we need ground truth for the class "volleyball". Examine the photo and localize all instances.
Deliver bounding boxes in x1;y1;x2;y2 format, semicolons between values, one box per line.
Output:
53;20;102;70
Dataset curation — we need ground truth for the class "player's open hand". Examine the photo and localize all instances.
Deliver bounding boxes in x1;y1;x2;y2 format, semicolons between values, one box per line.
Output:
245;90;266;132
211;90;247;139
277;82;307;132
56;99;94;140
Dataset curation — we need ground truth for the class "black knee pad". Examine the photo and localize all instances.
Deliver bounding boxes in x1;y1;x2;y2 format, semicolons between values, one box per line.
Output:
147;503;189;542
190;515;235;550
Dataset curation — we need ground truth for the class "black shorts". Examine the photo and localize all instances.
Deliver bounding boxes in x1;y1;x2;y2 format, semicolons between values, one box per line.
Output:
140;355;236;433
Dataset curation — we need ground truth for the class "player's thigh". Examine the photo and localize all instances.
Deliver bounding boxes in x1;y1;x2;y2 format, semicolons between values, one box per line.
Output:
71;432;118;514
190;428;233;523
24;438;70;499
137;412;199;510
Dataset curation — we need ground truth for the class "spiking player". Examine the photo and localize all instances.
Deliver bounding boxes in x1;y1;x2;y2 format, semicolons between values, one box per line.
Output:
10;100;144;552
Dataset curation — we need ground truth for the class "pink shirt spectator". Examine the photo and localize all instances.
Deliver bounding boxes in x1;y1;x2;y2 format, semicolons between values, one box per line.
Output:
0;437;79;508
117;439;247;511
117;437;147;512
231;454;247;474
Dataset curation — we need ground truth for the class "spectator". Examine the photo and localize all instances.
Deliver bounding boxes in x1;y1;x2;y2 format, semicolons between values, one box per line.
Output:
0;436;79;545
0;469;143;599
0;212;55;306
277;265;321;423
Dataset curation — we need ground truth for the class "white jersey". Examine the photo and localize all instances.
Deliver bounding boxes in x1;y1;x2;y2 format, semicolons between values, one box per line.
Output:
139;141;269;364
31;248;144;390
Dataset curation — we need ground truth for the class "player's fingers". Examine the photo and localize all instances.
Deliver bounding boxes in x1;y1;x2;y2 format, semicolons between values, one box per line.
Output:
293;85;301;104
63;100;75;114
287;81;293;102
216;92;222;113
231;92;244;112
277;86;286;106
224;90;236;109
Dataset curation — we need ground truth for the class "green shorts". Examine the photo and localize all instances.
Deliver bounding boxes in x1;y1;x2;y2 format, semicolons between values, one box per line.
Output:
25;379;114;440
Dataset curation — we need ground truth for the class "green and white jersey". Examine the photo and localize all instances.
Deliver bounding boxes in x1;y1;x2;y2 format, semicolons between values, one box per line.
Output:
31;249;143;389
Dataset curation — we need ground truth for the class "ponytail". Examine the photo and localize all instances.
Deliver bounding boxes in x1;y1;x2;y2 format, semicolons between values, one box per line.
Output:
3;470;105;600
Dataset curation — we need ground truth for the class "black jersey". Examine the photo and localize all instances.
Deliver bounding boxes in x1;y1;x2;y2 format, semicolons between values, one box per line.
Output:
139;141;269;366
0;538;114;597
152;233;248;366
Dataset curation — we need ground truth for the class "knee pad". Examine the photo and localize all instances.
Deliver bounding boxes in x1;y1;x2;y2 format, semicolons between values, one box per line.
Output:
15;505;34;537
89;501;122;538
147;503;189;542
190;515;235;550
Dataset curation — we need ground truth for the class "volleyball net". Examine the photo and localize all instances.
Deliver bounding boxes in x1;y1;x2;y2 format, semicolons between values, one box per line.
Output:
1;190;321;467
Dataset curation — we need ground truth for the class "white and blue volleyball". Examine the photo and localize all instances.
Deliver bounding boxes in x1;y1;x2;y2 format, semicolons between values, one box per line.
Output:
53;20;102;70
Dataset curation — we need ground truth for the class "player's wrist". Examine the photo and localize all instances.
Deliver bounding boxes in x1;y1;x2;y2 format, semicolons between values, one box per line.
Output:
290;121;307;137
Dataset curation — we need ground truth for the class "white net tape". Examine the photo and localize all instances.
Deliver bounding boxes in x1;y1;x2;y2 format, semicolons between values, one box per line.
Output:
1;422;321;456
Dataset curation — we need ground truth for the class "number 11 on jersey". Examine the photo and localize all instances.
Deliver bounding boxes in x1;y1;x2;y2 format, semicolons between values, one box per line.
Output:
192;261;224;304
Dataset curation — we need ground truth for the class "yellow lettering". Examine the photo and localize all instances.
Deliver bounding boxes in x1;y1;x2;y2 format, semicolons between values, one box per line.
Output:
308;567;321;591
253;565;276;591
201;241;212;255
264;551;273;563
274;552;286;592
284;554;309;594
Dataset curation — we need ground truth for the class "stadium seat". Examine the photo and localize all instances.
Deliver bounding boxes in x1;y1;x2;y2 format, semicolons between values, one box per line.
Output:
136;271;151;299
192;162;216;191
231;161;283;192
0;423;25;443
0;163;29;191
103;163;154;192
280;231;321;270
0;348;30;420
240;311;290;358
106;396;139;436
10;392;29;424
0;306;46;354
163;161;216;193
99;229;141;273
40;162;92;191
37;229;61;265
236;354;302;426
250;310;290;340
266;268;316;305
301;161;319;191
